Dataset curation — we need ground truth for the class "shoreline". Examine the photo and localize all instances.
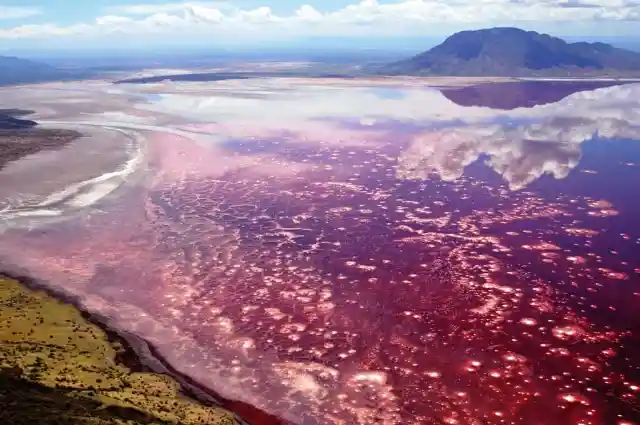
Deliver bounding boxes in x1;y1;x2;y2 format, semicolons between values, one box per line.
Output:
0;269;287;425
0;127;82;171
0;125;142;222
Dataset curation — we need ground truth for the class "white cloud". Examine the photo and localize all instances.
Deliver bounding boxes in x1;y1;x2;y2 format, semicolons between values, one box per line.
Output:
296;5;324;22
0;5;41;20
232;6;280;24
106;1;234;15
185;5;225;23
2;0;640;39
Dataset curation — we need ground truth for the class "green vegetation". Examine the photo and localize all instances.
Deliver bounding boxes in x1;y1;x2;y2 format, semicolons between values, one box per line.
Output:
0;277;240;425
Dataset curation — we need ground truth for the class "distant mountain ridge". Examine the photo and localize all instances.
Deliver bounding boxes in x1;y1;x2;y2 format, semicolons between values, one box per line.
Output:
383;27;640;77
0;55;90;86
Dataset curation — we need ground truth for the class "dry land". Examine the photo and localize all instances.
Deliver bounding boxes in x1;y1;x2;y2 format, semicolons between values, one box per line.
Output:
0;276;240;425
0;129;81;171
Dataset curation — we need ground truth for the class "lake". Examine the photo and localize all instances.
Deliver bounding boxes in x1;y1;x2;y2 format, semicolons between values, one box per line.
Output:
1;78;639;425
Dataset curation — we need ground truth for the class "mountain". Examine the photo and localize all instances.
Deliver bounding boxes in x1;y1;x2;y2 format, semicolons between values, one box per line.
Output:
441;80;627;110
0;56;87;86
383;27;640;77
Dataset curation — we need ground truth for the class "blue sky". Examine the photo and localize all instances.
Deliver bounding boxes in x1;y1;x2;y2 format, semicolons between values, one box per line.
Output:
1;1;640;51
1;0;357;24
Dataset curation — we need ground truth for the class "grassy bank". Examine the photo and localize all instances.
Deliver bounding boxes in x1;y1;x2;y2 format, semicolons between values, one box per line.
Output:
0;276;240;425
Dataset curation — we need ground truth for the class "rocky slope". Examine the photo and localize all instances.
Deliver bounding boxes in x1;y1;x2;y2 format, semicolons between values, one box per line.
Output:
383;27;640;77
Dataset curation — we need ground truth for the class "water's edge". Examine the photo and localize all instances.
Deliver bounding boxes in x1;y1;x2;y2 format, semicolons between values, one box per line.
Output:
0;267;286;425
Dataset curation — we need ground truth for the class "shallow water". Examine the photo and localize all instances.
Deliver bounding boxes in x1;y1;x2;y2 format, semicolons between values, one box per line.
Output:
1;79;640;425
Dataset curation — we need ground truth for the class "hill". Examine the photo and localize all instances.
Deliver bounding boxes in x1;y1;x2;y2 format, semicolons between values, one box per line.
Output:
0;114;37;130
0;109;37;130
0;56;89;86
382;27;640;77
0;276;241;425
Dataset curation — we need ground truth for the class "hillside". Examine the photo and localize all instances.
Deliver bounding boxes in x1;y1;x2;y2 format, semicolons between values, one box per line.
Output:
0;114;37;130
383;27;640;77
0;276;241;425
0;56;87;86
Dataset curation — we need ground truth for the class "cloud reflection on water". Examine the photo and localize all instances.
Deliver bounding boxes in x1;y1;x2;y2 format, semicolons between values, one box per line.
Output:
397;83;640;190
130;80;640;190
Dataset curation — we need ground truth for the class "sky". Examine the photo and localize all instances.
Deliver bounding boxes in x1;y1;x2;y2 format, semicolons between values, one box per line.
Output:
1;0;640;51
